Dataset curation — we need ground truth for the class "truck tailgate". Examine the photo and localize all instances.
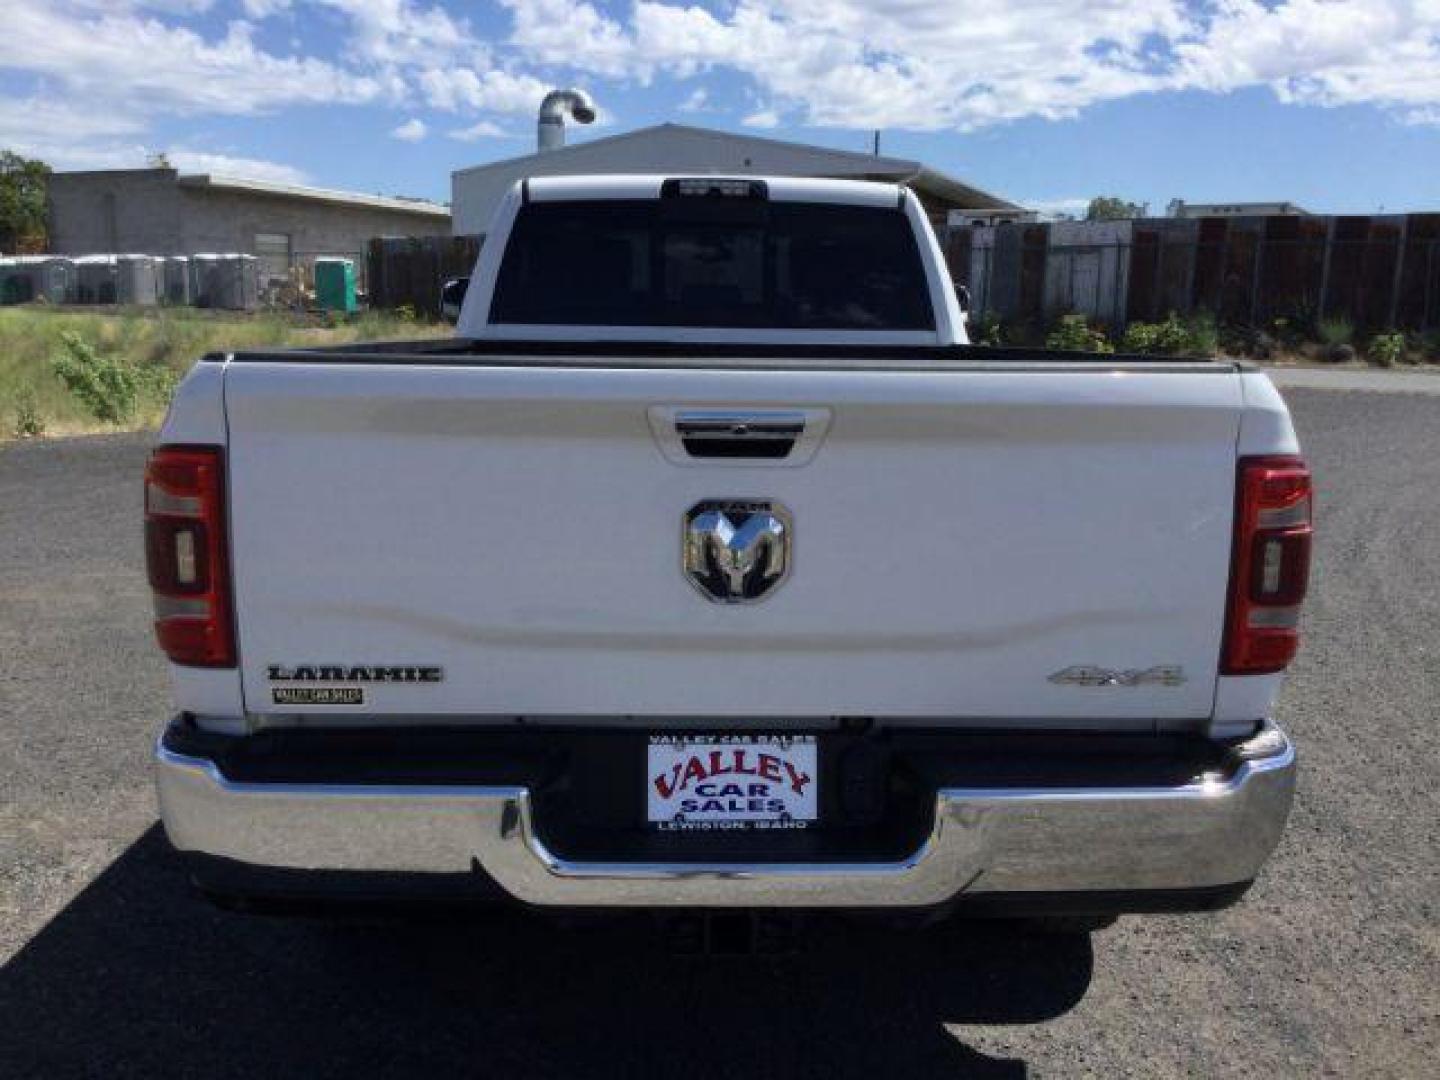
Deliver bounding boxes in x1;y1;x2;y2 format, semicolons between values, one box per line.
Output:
223;360;1242;725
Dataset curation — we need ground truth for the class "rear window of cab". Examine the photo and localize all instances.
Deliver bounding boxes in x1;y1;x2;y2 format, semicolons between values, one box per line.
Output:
489;199;935;331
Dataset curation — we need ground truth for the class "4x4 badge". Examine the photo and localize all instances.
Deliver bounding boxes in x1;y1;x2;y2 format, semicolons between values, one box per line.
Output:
1048;665;1186;687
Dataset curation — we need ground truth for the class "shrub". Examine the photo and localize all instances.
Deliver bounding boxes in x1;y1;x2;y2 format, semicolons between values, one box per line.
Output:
50;332;139;423
1276;304;1318;345
1120;312;1216;356
1185;312;1219;356
1001;317;1046;347
1121;321;1158;353
13;387;45;437
1417;330;1440;363
2;307;453;440
1367;332;1405;368
1267;314;1310;349
1317;317;1354;347
133;362;180;405
970;310;1004;347
1045;313;1113;354
1219;322;1255;357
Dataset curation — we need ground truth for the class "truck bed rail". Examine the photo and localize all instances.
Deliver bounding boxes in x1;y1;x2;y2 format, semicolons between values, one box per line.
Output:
215;339;1239;373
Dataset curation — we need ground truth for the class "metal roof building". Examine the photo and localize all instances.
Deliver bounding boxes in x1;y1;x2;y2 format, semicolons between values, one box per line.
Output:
451;123;1018;235
47;168;451;284
1167;199;1311;219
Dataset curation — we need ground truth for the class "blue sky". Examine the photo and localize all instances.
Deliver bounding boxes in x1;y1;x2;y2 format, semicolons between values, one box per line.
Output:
2;2;1437;215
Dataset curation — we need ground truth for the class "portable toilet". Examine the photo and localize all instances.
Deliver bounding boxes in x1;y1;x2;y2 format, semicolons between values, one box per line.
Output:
210;255;243;310
237;254;261;310
28;257;77;303
161;257;190;305
314;258;358;313
189;254;219;307
117;255;160;306
223;254;261;310
210;255;237;309
75;256;118;303
0;258;32;304
189;253;260;310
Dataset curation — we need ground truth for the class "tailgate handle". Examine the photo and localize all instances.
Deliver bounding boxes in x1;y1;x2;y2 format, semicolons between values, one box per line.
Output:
674;412;805;460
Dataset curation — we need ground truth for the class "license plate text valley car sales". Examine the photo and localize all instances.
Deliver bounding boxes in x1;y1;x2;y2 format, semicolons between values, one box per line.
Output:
647;735;818;830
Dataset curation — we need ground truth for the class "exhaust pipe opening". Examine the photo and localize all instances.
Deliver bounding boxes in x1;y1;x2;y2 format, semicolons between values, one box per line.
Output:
537;89;597;152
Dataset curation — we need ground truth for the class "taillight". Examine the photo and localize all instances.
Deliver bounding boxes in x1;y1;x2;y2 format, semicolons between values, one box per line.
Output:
1222;455;1313;674
144;446;235;667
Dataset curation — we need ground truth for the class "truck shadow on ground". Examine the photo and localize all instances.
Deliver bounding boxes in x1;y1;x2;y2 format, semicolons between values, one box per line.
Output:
2;827;1094;1079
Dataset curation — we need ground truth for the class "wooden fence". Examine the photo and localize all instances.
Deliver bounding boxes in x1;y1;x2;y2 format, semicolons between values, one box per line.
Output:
366;234;482;319
947;214;1440;332
370;215;1440;334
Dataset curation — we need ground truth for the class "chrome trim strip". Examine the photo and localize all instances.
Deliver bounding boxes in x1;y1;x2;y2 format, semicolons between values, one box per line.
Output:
674;411;807;436
154;724;1295;907
647;405;832;468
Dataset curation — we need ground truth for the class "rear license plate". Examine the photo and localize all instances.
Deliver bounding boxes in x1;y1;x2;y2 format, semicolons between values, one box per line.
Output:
647;734;818;831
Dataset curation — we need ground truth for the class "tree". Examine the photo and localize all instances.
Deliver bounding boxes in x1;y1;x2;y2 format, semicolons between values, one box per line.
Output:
1085;195;1140;222
0;151;51;253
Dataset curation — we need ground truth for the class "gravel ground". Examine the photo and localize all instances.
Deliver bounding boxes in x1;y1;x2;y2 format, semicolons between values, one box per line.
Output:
1;389;1436;1078
1265;366;1440;395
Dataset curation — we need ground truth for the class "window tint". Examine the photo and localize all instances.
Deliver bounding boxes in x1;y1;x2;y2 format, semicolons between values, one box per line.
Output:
489;200;934;330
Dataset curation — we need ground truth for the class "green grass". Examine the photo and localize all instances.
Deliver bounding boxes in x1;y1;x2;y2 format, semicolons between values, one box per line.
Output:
1;304;449;439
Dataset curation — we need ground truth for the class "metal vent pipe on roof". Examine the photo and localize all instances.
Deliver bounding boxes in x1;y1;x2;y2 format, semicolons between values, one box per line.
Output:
537;89;596;152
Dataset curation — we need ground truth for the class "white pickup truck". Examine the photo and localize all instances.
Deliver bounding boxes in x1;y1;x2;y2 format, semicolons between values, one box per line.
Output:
150;175;1307;929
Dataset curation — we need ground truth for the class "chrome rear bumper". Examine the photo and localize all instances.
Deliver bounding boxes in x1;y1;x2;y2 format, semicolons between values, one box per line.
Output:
154;723;1295;909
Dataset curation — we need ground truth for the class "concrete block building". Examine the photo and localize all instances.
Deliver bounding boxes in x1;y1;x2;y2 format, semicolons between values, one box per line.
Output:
47;169;450;286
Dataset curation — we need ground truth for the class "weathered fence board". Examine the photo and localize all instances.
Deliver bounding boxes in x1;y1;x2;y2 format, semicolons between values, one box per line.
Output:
367;235;482;319
953;214;1440;332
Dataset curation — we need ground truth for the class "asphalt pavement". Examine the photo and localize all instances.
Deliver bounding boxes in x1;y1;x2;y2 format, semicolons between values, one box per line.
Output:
1;384;1436;1078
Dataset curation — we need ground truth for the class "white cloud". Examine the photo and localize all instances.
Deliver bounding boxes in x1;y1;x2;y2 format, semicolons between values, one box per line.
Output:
239;0;292;16
0;96;310;182
390;117;428;141
448;119;509;141
417;67;552;113
1171;0;1440;116
1402;105;1440;126
499;0;1440;130
0;7;385;117
501;0;634;78
0;97;149;145
67;1;219;12
678;87;710;113
4;0;1437;191
316;0;480;68
0;2;535;182
622;0;1185;129
164;150;310;184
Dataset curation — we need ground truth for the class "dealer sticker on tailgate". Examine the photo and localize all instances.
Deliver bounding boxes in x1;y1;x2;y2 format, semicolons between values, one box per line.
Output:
647;734;818;831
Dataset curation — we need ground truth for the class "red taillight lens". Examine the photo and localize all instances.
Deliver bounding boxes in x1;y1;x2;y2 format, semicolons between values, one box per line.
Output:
1222;455;1313;675
144;446;235;667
